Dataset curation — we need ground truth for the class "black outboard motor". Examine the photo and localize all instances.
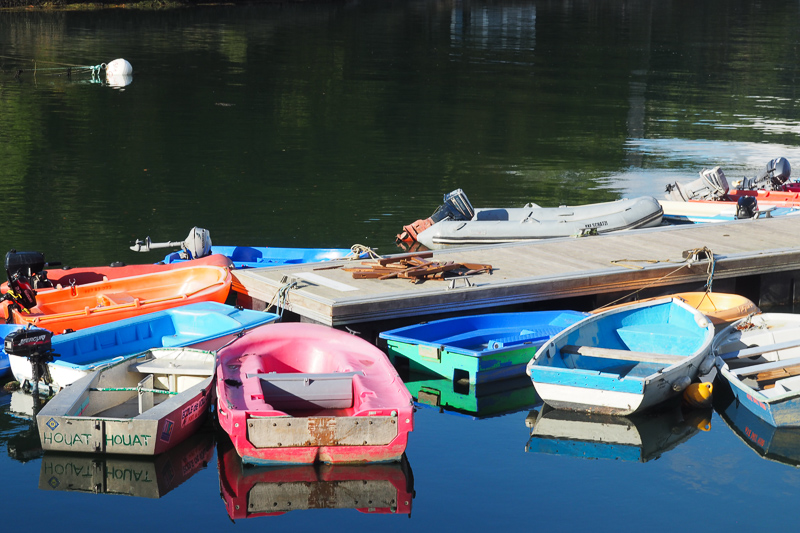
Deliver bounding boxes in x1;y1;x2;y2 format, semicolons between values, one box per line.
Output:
736;196;758;219
769;157;792;185
737;157;792;191
4;327;58;398
2;250;49;317
5;250;52;290
430;189;476;223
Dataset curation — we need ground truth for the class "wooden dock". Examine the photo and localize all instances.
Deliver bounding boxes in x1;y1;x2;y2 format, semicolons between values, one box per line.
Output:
231;216;800;328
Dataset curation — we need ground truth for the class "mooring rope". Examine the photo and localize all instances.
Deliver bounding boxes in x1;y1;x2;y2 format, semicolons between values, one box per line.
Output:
264;280;298;319
3;58;108;80
347;244;382;261
595;247;716;311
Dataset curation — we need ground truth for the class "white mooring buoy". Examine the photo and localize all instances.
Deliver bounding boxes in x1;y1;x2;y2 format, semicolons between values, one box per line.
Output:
106;58;133;76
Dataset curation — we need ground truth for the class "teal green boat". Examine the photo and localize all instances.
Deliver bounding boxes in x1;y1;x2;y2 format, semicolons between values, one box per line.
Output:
380;311;588;384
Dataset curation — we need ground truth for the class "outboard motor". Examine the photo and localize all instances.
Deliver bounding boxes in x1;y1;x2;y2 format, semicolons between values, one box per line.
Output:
130;226;213;260
4;327;57;398
5;250;51;290
736;196;758;219
665;167;729;202
1;250;48;316
735;157;792;191
430;189;475;223
397;189;476;245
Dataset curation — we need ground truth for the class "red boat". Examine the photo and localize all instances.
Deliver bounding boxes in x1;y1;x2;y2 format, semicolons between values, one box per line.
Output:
216;322;414;465
725;188;800;207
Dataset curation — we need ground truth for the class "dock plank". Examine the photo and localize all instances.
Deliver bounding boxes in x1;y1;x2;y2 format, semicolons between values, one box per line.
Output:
232;217;800;326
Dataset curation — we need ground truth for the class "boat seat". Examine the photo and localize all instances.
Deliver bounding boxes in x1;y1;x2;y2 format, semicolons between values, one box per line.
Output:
561;344;686;365
616;324;702;354
245;371;365;409
761;375;800;397
161;334;199;347
731;356;800;377
97;292;136;307
720;339;800;361
129;358;214;376
487;326;561;349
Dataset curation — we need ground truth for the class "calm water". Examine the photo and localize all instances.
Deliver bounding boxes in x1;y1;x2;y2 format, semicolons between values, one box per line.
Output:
3;0;800;530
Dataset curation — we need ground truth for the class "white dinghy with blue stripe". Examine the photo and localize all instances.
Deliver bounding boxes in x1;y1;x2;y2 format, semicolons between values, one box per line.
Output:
8;302;279;392
526;298;715;416
713;313;800;428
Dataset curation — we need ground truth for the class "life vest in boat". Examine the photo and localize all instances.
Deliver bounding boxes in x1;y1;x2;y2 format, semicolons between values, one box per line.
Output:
4;272;37;313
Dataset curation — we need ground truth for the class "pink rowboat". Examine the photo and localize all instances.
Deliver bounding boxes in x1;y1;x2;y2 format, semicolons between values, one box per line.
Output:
216;323;414;465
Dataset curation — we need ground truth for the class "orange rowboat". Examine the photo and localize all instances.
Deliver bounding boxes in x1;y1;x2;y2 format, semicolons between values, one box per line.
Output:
2;264;232;333
593;292;759;327
1;253;232;293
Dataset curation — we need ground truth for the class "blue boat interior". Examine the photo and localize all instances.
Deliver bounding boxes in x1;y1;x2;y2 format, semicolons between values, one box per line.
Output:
52;303;278;370
540;302;710;378
163;246;352;268
381;311;588;355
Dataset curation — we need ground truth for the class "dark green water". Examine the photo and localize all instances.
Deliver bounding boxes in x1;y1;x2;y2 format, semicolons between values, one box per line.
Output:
3;0;800;530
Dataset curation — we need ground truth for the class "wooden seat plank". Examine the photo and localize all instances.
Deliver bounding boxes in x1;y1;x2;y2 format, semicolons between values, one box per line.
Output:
561;344;686;365
731;356;800;377
720;338;800;361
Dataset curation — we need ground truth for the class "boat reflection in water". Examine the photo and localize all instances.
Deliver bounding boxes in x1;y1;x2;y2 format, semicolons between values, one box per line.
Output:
217;440;414;519
38;430;215;498
525;403;710;462
5;390;46;462
719;393;800;468
405;374;539;420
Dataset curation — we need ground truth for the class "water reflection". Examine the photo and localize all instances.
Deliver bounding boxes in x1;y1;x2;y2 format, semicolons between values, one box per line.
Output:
4;391;45;463
450;3;536;56
406;375;538;420
625;138;800;175
719;395;800;468
103;74;133;89
217;440;414;519
525;403;710;462
38;430;215;498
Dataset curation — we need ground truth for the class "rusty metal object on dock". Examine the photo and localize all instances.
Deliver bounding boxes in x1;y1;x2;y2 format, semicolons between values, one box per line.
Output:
342;253;492;283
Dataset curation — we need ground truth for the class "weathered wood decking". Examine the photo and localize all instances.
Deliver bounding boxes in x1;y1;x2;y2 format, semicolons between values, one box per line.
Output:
232;216;800;326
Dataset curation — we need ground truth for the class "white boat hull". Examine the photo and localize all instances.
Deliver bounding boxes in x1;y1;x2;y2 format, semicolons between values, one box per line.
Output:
527;298;714;415
416;196;663;247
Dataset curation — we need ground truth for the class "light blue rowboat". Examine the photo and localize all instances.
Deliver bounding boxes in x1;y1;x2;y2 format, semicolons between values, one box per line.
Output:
526;298;715;415
7;301;279;391
714;313;800;428
380;311;589;384
162;246;355;269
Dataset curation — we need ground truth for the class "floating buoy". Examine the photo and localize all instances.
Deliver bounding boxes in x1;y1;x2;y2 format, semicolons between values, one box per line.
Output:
106;58;133;76
683;381;713;409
